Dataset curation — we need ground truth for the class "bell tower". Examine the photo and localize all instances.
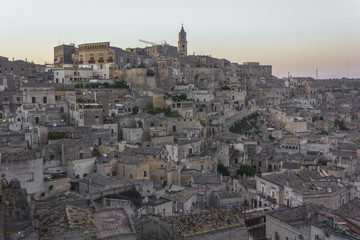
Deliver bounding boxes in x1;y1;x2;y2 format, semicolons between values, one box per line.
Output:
178;24;187;56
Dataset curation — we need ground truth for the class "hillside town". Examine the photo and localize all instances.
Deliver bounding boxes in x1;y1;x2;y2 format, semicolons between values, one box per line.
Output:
1;25;360;240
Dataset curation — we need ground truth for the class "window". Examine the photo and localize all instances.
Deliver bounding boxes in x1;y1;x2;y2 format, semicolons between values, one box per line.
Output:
50;154;55;160
144;171;147;178
130;174;133;179
112;171;117;176
275;232;280;240
32;97;36;103
79;152;83;159
17;97;20;102
95;115;99;119
188;148;192;154
201;165;204;170
43;97;47;104
27;172;34;182
153;155;156;159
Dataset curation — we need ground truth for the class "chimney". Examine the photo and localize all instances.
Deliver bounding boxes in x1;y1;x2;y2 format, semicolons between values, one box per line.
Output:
61;144;65;166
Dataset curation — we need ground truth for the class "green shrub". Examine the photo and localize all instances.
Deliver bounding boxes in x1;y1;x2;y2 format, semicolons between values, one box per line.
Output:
237;165;256;177
49;132;65;140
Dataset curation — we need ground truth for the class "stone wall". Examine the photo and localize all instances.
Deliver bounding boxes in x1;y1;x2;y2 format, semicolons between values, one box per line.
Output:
266;214;310;240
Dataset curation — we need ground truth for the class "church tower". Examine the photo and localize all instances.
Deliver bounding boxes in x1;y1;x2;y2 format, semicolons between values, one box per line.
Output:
178;24;187;56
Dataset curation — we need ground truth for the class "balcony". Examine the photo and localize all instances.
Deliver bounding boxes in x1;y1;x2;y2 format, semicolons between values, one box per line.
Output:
258;192;277;204
258;192;266;199
88;59;95;64
107;58;113;63
98;58;104;63
2;100;9;105
267;195;277;204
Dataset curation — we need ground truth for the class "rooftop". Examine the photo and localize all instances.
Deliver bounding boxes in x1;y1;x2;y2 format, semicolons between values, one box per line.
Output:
39;205;98;239
267;204;324;225
166;210;245;237
122;146;163;156
334;199;360;221
93;208;133;239
1;150;40;161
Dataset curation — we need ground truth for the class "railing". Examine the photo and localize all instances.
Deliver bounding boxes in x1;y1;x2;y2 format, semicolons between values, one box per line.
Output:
107;58;113;63
267;196;277;204
258;192;277;204
88;59;95;64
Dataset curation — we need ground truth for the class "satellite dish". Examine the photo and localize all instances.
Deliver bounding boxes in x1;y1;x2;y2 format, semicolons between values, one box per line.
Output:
53;123;57;127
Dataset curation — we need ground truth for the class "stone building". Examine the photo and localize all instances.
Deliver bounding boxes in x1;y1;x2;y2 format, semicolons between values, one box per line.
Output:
20;83;56;105
116;156;150;181
53;44;76;68
266;204;360;240
256;170;355;210
53;64;93;84
237;62;272;79
71;102;104;126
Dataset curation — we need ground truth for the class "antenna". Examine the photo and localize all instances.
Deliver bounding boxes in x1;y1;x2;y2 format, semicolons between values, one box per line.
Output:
347;60;349;79
316;68;318;79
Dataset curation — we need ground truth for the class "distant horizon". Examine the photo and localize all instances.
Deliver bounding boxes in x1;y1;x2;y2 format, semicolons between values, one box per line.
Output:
1;0;359;79
1;51;359;80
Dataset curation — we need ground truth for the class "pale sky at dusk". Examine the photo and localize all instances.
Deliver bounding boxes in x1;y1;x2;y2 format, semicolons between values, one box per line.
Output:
1;0;359;78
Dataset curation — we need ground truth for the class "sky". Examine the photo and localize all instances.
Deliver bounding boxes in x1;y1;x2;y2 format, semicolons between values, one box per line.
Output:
1;0;360;79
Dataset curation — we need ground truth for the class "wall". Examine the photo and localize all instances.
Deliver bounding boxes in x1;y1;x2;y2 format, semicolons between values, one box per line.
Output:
41;178;70;199
0;157;43;195
266;214;310;240
122;128;143;144
68;157;96;178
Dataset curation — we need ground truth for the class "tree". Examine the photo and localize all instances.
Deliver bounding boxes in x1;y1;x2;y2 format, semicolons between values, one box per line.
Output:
217;163;230;176
335;120;349;131
102;82;111;88
132;106;139;114
147;70;155;76
237;165;256;177
179;93;187;101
